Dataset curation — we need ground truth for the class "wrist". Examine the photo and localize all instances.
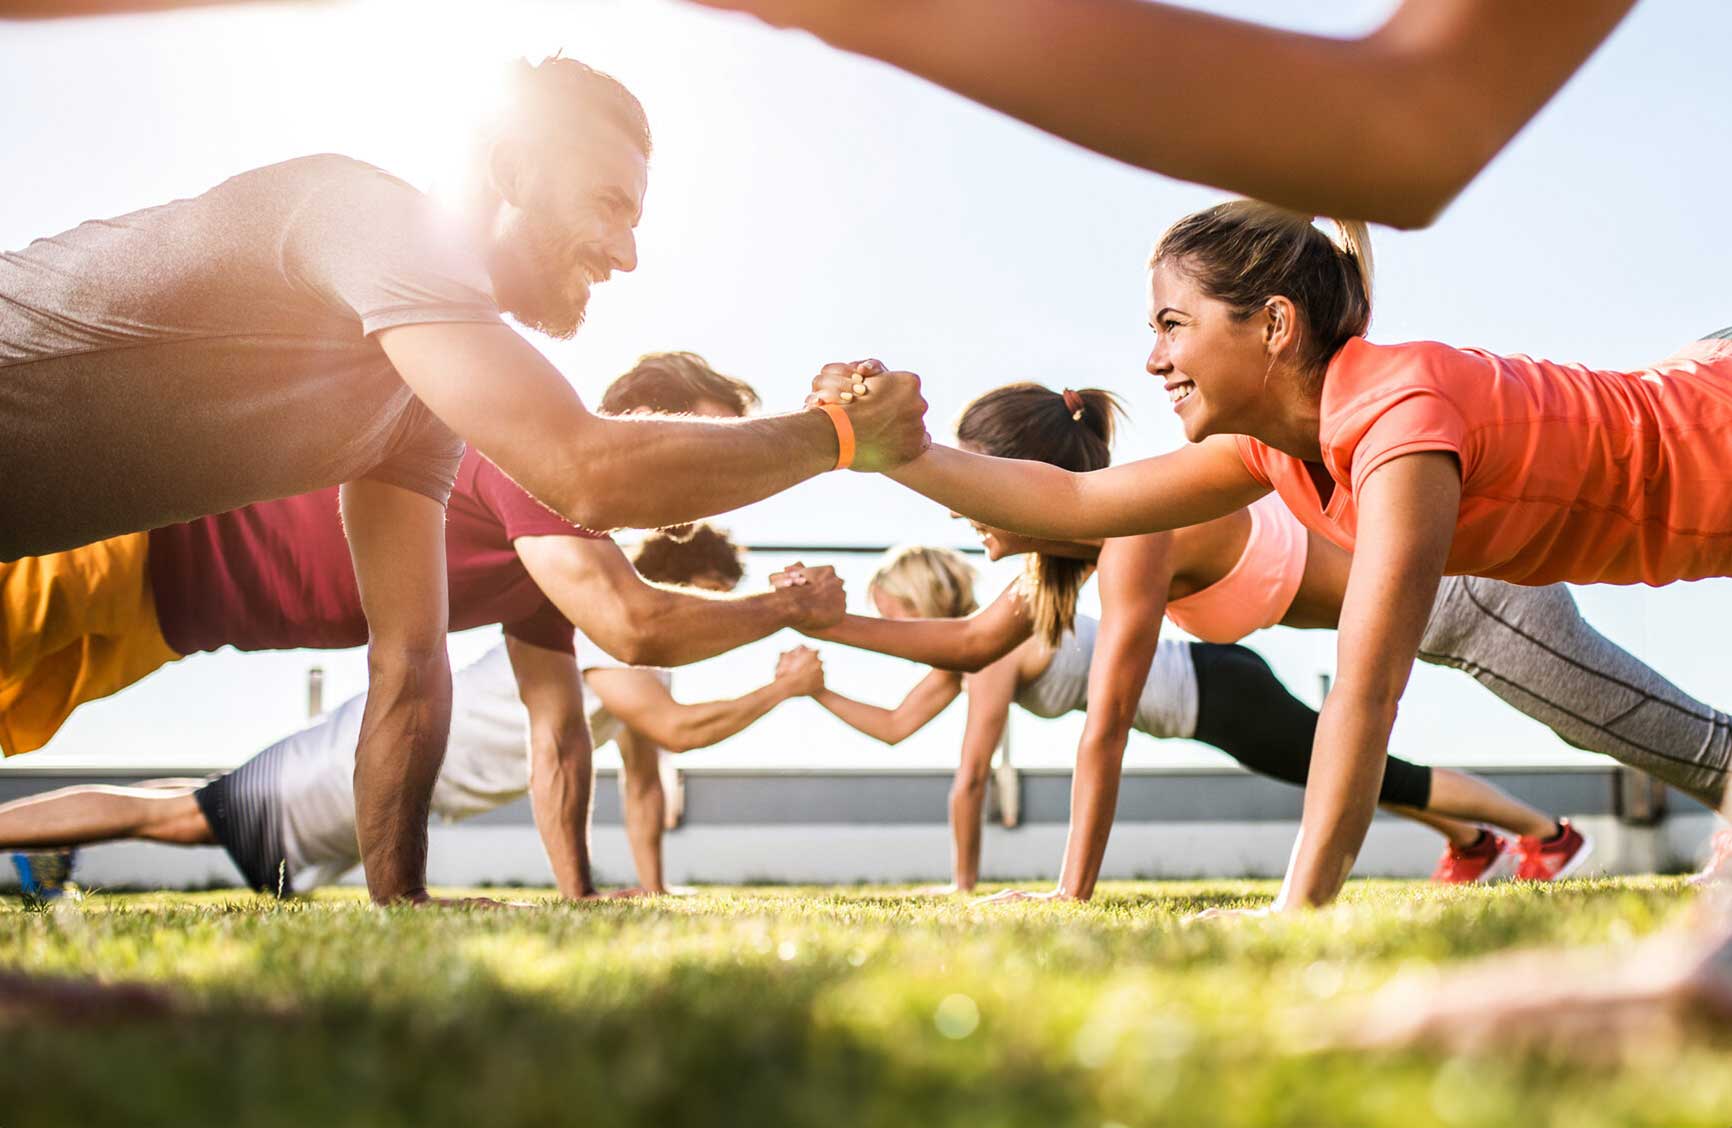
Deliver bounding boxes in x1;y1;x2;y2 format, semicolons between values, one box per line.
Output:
371;884;431;906
768;585;816;631
811;402;854;470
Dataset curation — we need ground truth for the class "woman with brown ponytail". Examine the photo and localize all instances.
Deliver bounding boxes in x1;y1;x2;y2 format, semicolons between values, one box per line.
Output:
812;311;1732;910
797;383;1630;898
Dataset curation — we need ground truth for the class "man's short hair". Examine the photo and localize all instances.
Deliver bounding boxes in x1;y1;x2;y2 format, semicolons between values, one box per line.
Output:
631;524;745;589
600;352;762;417
504;54;652;158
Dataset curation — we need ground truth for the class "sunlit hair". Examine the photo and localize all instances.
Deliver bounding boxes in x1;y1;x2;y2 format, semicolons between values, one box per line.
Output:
599;351;761;417
955;382;1124;645
496;53;652;158
868;545;979;621
1151;200;1373;385
631;523;744;590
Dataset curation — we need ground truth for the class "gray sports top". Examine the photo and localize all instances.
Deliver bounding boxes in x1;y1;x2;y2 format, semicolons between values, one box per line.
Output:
1013;614;1199;739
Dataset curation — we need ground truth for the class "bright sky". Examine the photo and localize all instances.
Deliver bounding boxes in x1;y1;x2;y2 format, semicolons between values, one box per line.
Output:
3;0;1731;775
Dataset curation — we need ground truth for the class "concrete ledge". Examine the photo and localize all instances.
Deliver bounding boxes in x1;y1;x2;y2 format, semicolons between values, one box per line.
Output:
0;764;1718;890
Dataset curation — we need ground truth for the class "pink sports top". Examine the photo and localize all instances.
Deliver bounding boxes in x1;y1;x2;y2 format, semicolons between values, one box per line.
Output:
1164;494;1308;644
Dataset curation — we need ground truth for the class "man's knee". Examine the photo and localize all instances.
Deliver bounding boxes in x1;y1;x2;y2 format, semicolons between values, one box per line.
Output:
143;794;215;845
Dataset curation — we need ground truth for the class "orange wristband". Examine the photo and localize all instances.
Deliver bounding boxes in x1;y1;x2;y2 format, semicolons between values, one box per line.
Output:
816;402;854;471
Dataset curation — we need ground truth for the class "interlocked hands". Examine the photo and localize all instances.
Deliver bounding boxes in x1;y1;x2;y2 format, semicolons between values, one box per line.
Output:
774;644;826;696
774;562;846;630
807;358;930;472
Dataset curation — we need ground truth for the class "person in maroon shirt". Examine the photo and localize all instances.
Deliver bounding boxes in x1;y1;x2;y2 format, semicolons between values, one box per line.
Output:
1;57;926;909
0;353;846;890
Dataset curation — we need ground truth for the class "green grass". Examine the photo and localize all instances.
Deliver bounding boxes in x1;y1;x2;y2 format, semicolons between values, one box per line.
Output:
2;878;1729;1127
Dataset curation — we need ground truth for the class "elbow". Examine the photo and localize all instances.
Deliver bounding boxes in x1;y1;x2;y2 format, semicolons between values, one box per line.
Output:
554;491;622;536
533;715;591;761
879;724;919;747
657;729;700;755
587;612;661;668
949;773;988;808
533;449;631;533
366;640;449;683
611;627;659;669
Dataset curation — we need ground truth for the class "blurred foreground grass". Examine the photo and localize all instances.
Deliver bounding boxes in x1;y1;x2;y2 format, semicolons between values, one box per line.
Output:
2;878;1729;1127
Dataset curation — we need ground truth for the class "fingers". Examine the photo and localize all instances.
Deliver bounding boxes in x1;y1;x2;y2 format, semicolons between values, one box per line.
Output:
811;359;883;404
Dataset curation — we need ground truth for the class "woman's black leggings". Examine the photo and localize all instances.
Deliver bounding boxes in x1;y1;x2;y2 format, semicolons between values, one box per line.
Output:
1188;642;1434;809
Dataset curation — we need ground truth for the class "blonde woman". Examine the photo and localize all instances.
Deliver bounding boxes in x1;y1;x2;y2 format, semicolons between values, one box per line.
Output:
803;543;1567;896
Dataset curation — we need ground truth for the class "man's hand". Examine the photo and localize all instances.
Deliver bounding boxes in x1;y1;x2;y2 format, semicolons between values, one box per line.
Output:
809;359;930;472
402;895;533;910
776;564;845;630
774;646;826;697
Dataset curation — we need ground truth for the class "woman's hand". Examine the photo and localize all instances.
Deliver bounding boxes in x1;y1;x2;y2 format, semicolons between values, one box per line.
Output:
972;887;1072;905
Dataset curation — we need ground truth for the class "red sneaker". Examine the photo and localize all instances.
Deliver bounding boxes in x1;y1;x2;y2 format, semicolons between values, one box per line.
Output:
1430;831;1509;884
1688;828;1732;887
1514;819;1592;881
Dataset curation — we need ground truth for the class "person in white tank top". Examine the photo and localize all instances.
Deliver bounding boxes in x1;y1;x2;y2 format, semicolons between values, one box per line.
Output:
803;546;1571;897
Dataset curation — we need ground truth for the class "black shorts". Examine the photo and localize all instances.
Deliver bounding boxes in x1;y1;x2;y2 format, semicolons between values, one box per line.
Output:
194;745;294;897
1189;642;1433;809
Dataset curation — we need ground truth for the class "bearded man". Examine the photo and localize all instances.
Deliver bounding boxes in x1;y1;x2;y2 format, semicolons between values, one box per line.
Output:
0;56;926;903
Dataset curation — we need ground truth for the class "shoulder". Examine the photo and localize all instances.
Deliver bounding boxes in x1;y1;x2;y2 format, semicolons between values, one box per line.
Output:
1326;338;1488;404
1323;339;1477;486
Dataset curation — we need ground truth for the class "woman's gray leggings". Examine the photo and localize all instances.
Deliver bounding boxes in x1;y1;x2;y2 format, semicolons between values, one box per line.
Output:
1418;576;1731;807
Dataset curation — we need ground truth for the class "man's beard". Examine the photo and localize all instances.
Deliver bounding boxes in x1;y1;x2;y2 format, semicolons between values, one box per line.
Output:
492;209;603;340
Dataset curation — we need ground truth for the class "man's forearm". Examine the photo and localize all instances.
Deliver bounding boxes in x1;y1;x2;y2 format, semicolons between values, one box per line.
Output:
652;682;790;752
1055;727;1132;900
352;650;451;904
626;588;808;668
1274;691;1396;910
549;412;839;532
529;728;596;898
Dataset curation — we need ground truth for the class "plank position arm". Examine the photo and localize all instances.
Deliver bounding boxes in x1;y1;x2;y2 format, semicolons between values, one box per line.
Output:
946;651;1018;892
1275;453;1459;911
341;479;453;905
378;323;925;533
515;535;843;668
506;636;599;899
685;0;1634;229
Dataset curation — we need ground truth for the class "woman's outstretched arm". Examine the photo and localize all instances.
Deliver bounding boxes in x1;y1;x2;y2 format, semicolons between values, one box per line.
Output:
1275;452;1460;911
813;667;964;745
804;581;1035;672
685;0;1635;229
889;435;1266;543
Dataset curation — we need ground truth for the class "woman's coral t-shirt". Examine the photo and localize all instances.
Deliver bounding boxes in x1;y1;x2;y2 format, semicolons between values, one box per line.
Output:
1234;336;1732;587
